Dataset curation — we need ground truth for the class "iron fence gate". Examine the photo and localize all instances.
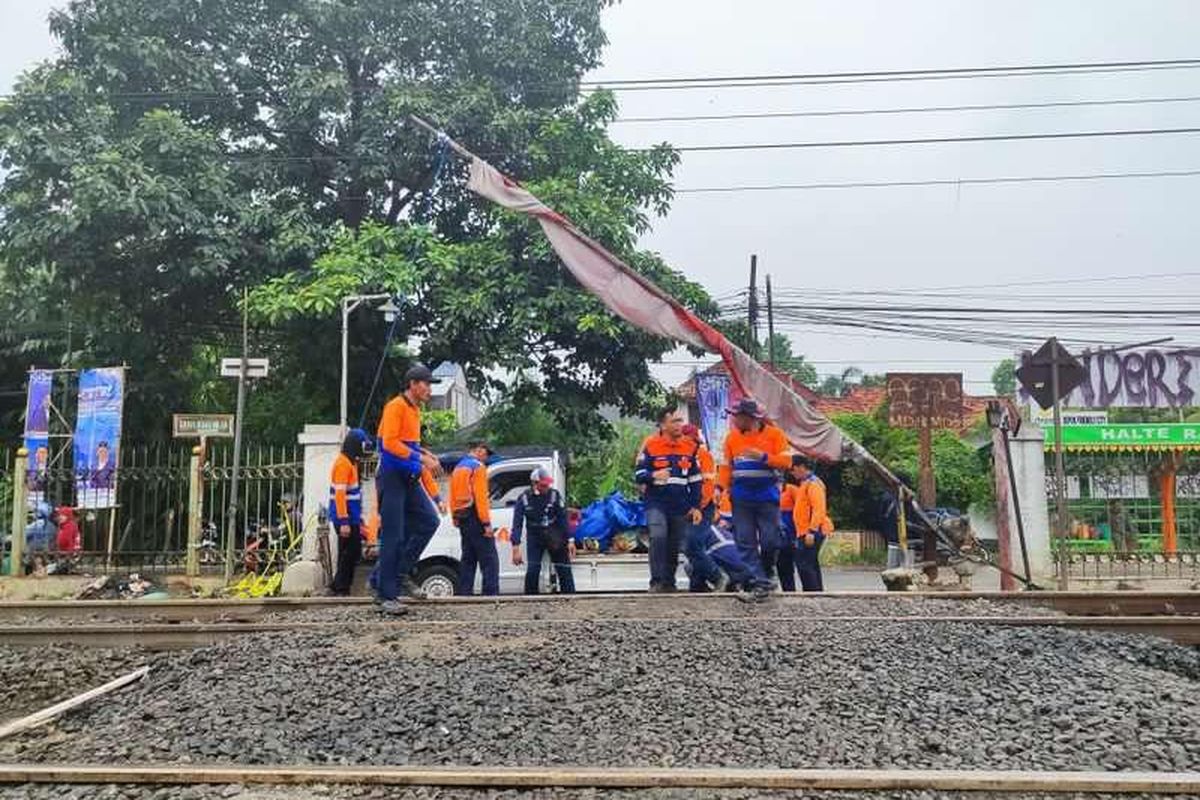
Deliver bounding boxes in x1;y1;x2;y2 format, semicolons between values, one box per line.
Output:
1048;448;1200;581
7;442;304;575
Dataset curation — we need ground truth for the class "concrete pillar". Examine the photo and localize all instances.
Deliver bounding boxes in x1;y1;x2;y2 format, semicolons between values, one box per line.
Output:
298;424;341;562
1003;422;1054;582
185;445;202;577
8;448;28;576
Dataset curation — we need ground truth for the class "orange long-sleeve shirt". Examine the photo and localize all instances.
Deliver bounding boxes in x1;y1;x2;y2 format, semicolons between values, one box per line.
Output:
449;456;491;524
792;475;834;535
718;423;791;502
696;444;717;509
377;393;423;475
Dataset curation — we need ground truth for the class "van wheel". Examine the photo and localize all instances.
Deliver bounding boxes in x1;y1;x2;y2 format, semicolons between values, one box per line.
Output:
415;563;458;598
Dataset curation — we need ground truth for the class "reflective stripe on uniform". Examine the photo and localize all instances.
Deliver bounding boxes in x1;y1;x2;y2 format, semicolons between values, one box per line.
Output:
732;469;775;479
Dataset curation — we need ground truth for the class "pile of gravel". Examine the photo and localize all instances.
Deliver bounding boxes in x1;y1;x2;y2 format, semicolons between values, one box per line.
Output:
0;786;1197;800
3;616;1198;773
0;644;149;720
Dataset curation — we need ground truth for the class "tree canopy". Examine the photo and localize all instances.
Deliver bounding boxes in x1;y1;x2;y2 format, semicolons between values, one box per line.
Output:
1;0;716;442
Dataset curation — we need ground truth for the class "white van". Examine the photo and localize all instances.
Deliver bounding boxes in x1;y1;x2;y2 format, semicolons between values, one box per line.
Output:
403;448;678;596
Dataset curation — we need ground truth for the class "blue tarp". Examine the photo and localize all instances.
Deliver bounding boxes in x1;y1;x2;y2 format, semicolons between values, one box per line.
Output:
574;491;645;552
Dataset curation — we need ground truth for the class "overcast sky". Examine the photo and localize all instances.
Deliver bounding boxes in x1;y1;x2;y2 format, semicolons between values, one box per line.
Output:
5;1;1199;394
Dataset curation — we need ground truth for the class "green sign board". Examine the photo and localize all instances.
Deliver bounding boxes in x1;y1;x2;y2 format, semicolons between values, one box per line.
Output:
1045;423;1200;449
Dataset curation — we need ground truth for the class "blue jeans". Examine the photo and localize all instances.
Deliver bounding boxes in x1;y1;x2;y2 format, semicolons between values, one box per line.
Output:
523;527;576;594
685;505;721;591
646;505;687;590
732;498;780;589
776;518;797;592
376;469;440;601
797;532;826;592
456;516;499;596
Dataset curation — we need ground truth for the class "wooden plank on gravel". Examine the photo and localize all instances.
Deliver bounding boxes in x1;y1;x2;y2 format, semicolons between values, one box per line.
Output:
0;667;150;739
0;764;1198;793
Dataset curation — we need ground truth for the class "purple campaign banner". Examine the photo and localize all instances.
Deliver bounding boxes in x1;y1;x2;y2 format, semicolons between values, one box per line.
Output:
696;373;731;463
24;370;52;500
74;367;125;509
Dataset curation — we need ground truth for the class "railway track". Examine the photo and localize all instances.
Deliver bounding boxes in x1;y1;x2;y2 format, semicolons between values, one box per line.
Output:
1;763;1199;794
0;589;1197;622
2;614;1199;648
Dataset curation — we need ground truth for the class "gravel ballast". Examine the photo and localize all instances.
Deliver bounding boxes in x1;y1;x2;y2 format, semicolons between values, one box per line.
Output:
2;607;1198;774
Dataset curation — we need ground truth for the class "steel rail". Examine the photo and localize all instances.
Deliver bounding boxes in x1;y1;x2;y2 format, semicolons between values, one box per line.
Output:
1;763;1198;793
3;616;1199;648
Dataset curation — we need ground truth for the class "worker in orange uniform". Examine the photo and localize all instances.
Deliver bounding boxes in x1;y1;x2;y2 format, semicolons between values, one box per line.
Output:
329;428;371;596
450;441;498;596
719;397;791;597
790;455;834;592
635;408;703;592
375;363;445;614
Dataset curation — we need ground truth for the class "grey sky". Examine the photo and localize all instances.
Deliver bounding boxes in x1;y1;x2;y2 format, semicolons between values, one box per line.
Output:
5;1;1199;394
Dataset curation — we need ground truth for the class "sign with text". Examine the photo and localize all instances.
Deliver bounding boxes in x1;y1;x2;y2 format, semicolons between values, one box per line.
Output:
1044;423;1200;449
23;370;53;502
695;372;743;464
886;373;963;429
1019;347;1200;410
173;414;235;438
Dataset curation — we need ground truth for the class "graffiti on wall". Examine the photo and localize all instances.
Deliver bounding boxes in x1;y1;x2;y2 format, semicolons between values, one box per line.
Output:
1020;347;1200;409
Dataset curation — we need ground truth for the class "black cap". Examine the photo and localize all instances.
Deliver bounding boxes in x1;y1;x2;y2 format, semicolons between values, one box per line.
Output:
404;362;442;386
469;440;495;456
726;397;764;419
791;454;814;469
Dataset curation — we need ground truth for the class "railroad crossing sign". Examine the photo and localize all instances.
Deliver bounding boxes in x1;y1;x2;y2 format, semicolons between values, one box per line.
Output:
220;357;270;379
173;414;235;438
1016;339;1086;411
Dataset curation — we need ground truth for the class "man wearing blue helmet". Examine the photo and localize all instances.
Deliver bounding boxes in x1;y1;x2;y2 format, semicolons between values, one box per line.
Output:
329;427;371;595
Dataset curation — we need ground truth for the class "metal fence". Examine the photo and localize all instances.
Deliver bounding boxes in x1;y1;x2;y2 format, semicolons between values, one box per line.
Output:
1047;448;1200;581
6;442;304;575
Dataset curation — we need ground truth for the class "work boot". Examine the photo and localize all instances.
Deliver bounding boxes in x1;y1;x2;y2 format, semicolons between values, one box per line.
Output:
710;571;730;593
400;576;428;600
379;599;409;616
752;585;772;603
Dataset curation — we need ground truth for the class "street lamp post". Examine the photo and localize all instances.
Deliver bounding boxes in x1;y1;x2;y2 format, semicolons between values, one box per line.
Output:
340;294;400;432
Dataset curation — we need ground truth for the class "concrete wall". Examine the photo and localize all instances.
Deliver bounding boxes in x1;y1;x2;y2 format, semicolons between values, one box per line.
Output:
298;424;342;563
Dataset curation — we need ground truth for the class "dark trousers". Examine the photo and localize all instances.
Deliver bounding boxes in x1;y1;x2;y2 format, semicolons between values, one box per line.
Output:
797;532;826;592
685;505;721;591
376;470;441;601
457;515;499;596
524;527;576;594
705;525;757;589
732;498;780;589
646;505;687;590
331;523;362;595
776;532;797;593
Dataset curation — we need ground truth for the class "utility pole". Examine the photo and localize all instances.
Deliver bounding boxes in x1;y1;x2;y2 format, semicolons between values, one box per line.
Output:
224;288;249;583
1049;337;1069;590
747;254;759;353
766;274;776;368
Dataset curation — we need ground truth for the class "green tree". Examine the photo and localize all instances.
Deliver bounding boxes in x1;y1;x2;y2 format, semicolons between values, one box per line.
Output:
764;333;819;387
249;91;715;435
0;0;619;437
991;358;1017;397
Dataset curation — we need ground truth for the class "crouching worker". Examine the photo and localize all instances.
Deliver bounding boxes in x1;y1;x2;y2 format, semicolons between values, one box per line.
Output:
330;428;370;596
701;491;766;601
791;455;834;592
450;441;498;596
512;467;576;594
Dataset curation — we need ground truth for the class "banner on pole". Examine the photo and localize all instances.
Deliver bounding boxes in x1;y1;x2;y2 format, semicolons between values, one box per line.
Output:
73;367;125;509
23;370;53;502
695;372;744;463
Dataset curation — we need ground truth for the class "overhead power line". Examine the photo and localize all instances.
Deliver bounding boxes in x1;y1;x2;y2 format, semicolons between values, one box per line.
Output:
614;95;1200;123
583;58;1200;91
675;168;1200;193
